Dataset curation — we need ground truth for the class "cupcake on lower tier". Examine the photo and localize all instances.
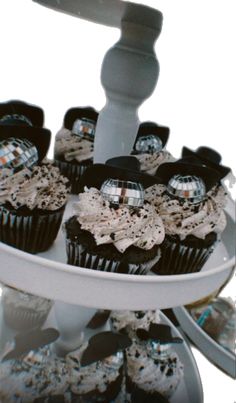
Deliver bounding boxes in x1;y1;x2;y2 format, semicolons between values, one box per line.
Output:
64;156;165;274
66;331;131;402
132;122;175;175
2;286;53;331
146;156;229;275
110;310;160;339
0;330;69;402
54;107;98;194
125;323;184;401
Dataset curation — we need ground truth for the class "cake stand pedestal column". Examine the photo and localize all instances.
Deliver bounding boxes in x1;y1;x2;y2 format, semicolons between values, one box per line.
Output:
94;4;163;162
52;301;96;355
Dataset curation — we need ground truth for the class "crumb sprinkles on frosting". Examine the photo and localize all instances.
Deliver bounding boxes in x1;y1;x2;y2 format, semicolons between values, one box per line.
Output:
135;151;175;175
145;183;227;240
0;164;70;211
54;128;94;162
73;187;165;253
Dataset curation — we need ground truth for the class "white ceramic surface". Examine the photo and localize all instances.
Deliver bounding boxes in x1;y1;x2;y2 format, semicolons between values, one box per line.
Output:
32;0;161;29
0;196;235;310
173;306;236;379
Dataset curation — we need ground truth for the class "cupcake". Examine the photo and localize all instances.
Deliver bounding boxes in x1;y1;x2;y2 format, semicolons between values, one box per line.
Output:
66;331;131;402
110;310;160;339
54;106;98;194
146;157;228;275
132;122;175;175
64;156;165;274
126;323;184;401
0;329;69;402
0;119;70;253
2;285;53;331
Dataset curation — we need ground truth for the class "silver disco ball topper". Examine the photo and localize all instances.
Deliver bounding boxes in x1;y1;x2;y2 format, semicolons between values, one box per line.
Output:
72;117;96;139
0;114;33;126
147;340;172;359
0;137;38;173
101;178;144;207
167;174;206;204
103;351;123;366
135;134;163;154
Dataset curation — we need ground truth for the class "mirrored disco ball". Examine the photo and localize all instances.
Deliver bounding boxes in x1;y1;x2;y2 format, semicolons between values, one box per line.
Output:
167;174;206;204
135;134;163;154
72;117;96;139
101;178;144;207
0;137;38;173
0;114;33;126
147;340;171;359
103;351;123;366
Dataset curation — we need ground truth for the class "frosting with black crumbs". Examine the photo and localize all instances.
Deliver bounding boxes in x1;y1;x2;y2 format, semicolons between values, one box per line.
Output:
72;187;165;252
54;128;93;162
126;340;184;398
145;184;227;240
135;151;175;175
110;310;160;338
0;164;70;211
0;346;69;402
66;342;123;395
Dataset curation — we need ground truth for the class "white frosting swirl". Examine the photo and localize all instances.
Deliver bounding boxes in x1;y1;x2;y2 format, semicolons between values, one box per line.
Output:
110;310;160;338
145;184;227;240
0;164;70;211
135;151;175;175
73;187;165;252
0;347;69;401
54;128;93;162
2;287;53;313
126;340;184;398
67;342;123;395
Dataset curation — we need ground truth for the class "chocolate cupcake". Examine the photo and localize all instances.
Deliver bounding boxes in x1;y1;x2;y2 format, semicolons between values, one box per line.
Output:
66;331;131;402
132;122;175;175
64;156;165;274
126;324;184;401
2;286;53;331
54;106;98;194
0;119;70;254
146;157;228;275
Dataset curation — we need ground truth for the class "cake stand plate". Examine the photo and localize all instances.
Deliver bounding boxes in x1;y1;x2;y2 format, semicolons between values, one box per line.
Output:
32;0;162;29
0;196;235;310
173;306;236;379
0;304;203;403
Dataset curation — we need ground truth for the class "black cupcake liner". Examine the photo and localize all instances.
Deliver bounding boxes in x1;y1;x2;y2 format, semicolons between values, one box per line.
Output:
54;159;91;194
152;236;216;275
0;206;65;253
66;240;161;275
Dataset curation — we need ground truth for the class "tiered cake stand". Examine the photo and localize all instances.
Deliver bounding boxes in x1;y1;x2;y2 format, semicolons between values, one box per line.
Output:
0;1;235;402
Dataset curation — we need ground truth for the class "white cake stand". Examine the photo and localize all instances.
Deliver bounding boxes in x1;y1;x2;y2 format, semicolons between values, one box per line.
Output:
0;0;235;380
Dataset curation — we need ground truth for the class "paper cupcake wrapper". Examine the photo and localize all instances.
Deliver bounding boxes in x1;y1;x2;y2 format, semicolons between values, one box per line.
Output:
0;206;65;253
54;159;90;194
2;305;52;331
153;237;216;275
66;240;161;275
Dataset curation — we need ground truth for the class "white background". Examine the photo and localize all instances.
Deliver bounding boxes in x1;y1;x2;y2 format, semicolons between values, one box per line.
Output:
0;1;235;402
